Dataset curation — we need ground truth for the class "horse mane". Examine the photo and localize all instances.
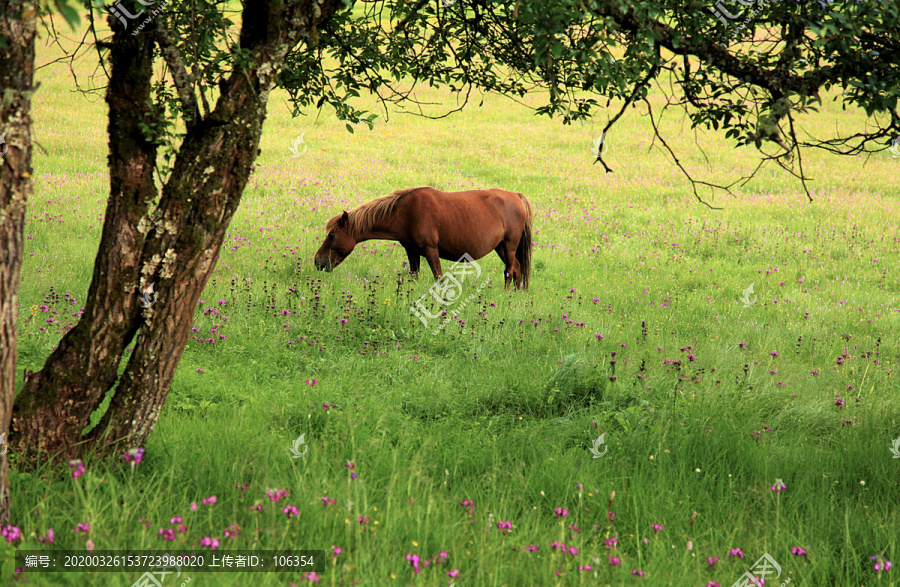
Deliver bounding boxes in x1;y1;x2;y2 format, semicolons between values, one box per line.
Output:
328;187;419;236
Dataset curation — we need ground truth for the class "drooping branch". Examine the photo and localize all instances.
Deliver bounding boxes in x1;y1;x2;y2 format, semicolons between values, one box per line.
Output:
643;97;722;210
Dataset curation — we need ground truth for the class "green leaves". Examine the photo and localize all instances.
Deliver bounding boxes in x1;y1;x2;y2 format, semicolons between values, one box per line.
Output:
84;0;899;185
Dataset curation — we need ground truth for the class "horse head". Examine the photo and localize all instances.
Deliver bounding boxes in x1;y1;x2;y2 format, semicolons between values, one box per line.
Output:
315;211;357;271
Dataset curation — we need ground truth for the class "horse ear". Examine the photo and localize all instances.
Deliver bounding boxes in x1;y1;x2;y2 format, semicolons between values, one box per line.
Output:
338;211;349;228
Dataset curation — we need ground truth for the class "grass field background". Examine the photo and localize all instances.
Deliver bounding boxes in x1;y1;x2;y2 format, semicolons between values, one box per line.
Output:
3;15;900;587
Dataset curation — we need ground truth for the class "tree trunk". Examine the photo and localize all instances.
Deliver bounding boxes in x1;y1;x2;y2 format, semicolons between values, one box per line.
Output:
0;0;38;526
11;0;346;466
9;19;158;465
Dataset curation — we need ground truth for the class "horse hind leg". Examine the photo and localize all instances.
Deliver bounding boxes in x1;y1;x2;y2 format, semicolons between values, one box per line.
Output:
496;240;520;290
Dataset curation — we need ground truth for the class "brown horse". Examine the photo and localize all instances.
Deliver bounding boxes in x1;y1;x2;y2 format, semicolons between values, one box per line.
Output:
314;187;533;289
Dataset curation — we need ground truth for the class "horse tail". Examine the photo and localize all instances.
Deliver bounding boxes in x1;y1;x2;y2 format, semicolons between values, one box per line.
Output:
516;193;533;289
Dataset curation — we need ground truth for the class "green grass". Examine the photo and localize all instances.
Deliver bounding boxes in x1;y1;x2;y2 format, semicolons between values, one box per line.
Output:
5;19;900;587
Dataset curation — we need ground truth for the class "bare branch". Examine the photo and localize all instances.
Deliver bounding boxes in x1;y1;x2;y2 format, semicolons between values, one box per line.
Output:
643;97;723;210
154;25;201;130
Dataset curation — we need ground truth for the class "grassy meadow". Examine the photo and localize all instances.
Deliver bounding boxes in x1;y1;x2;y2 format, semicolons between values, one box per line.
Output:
3;16;900;587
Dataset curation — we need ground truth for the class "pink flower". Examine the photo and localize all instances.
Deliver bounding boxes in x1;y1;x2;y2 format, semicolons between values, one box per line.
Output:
169;517;183;524
405;553;422;574
68;459;86;478
332;546;343;557
651;523;663;532
526;544;539;552
632;569;645;577
579;565;592;571
300;571;321;582
158;528;176;541
321;496;337;506
190;502;198;511
74;523;90;533
707;556;720;566
554;507;569;517
224;524;240;539
497;521;512;535
728;548;745;559
1;525;21;542
199;536;220;550
283;505;299;518
201;495;217;505
609;556;621;566
447;569;460;578
86;539;94;551
267;488;290;502
791;546;807;557
38;529;54;544
122;448;145;465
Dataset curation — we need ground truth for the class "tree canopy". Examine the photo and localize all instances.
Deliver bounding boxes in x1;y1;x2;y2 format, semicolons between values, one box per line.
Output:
284;0;899;204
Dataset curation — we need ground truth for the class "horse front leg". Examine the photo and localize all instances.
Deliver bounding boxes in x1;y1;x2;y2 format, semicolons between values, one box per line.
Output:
422;247;444;279
404;246;421;277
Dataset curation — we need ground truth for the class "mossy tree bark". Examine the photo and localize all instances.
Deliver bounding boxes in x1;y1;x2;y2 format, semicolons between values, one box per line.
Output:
0;0;38;525
10;0;345;467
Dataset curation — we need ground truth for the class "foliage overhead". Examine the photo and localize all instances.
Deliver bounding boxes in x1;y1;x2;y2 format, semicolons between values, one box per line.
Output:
28;0;900;204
